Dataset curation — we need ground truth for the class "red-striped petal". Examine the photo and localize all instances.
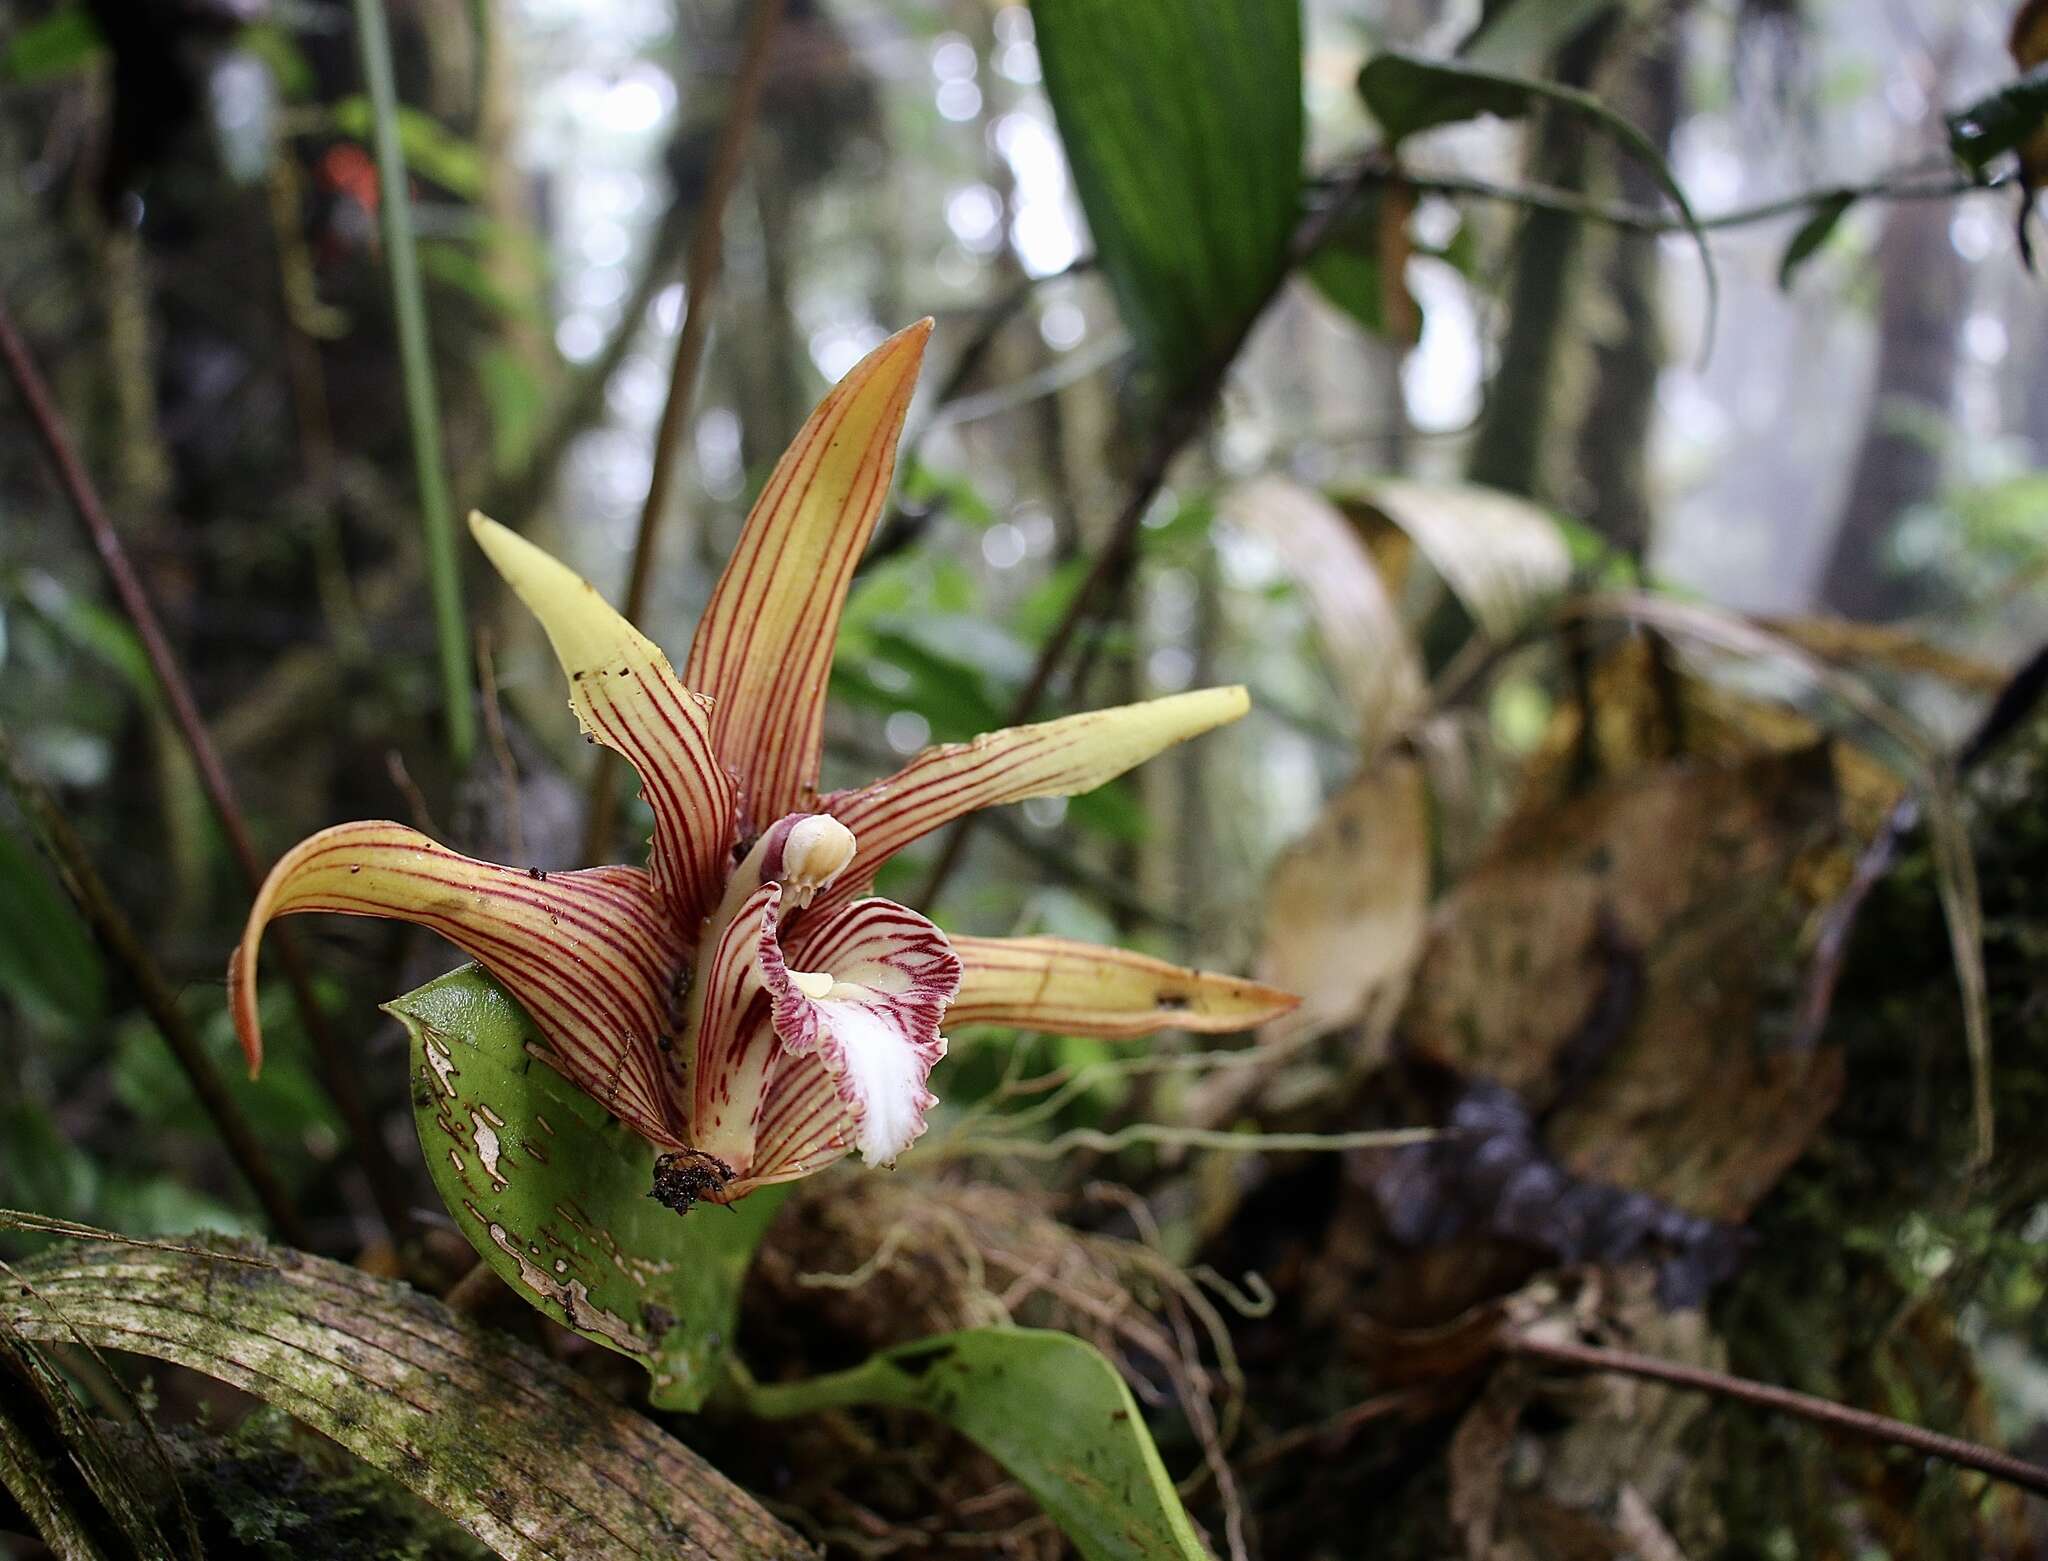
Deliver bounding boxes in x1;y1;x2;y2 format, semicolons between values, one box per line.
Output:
759;898;959;1171
705;899;960;1196
946;934;1298;1038
230;821;689;1146
683;321;930;826
811;686;1250;918
470;513;737;928
685;883;784;1172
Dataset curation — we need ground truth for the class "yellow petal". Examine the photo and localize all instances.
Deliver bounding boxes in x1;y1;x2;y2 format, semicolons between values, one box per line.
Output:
947;935;1297;1039
813;685;1251;917
470;512;735;925
230;821;689;1145
684;320;931;825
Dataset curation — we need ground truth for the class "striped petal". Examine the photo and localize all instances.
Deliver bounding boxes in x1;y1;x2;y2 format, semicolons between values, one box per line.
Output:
738;1049;854;1196
743;898;961;1186
470;513;736;927
685;882;784;1172
683;320;930;825
946;935;1298;1039
812;686;1251;917
229;822;689;1146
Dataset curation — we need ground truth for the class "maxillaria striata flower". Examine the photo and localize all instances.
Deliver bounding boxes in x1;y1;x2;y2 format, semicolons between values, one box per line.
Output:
231;320;1297;1206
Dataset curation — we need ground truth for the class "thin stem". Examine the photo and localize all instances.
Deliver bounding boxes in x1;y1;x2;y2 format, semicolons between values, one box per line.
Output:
1506;1331;2048;1499
0;295;414;1243
0;726;311;1248
913;160;1386;908
441;1259;502;1314
582;0;787;863
353;0;475;766
1306;157;2002;237
939;1124;1438;1162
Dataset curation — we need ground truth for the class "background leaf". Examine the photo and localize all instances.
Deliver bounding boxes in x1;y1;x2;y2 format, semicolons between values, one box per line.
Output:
4;1239;809;1560
0;828;106;1025
1031;0;1303;391
2;6;103;83
1945;62;2048;170
1777;192;1857;289
1341;478;1572;641
388;965;787;1411
1459;0;1626;71
1358;49;1717;340
743;1327;1207;1561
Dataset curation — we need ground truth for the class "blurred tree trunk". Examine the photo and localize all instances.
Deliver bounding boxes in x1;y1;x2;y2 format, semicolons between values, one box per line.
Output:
1818;130;1966;619
1572;14;1684;557
2024;307;2048;463
1464;9;1620;501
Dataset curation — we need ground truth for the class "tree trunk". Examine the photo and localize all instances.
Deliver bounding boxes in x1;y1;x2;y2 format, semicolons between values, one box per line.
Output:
1817;163;1966;618
1572;14;1684;557
1465;11;1620;500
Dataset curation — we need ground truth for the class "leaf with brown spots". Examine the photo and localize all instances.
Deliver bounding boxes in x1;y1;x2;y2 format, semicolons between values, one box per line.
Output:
389;964;787;1411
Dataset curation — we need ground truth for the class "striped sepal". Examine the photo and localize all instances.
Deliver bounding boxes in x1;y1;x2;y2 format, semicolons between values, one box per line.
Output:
230;822;689;1146
812;685;1251;917
470;513;736;928
683;320;930;825
947;935;1297;1038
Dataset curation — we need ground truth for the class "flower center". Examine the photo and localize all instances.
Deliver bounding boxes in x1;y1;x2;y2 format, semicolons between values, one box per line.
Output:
787;969;836;999
771;815;856;908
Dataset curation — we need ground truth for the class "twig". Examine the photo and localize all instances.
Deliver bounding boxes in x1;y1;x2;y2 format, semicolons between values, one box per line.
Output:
0;294;414;1243
914;160;1388;908
857;260;1099;577
441;1259;502;1314
941;1124;1437;1162
582;0;787;864
1304;159;2004;237
352;0;475;765
1506;1330;2048;1499
0;726;311;1248
475;629;525;861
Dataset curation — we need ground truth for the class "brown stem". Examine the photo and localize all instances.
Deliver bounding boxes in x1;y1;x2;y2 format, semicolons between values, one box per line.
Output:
0;294;413;1243
440;1258;503;1315
0;726;311;1248
1505;1330;2048;1499
583;0;788;863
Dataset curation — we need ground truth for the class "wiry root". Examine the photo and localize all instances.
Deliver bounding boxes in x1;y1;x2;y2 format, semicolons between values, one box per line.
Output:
741;1172;1260;1558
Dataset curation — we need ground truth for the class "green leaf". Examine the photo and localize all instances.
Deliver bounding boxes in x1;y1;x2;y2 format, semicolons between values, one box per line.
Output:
3;7;103;83
329;96;484;200
0;830;105;1025
743;1328;1206;1561
0;1318;184;1559
1945;63;2048;172
1777;192;1856;290
1031;0;1303;391
418;240;547;324
1459;0;1619;71
1308;244;1394;337
387;965;788;1411
5;1239;810;1559
1358;49;1717;342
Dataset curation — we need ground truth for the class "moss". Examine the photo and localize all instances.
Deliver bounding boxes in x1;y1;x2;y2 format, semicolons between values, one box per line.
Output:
123;1408;490;1561
1713;716;2048;1556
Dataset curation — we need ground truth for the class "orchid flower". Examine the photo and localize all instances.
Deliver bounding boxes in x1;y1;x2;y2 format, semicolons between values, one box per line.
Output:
230;321;1297;1206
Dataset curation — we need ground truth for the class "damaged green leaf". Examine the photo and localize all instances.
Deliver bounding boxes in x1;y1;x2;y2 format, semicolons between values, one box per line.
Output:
388;964;787;1411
